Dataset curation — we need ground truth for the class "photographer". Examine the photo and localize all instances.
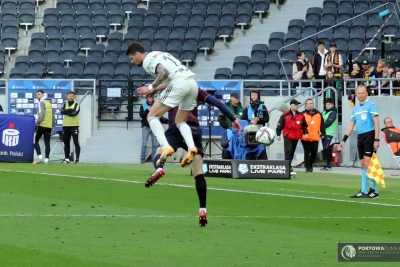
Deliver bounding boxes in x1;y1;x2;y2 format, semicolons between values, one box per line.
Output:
222;119;268;160
218;92;244;129
241;91;269;126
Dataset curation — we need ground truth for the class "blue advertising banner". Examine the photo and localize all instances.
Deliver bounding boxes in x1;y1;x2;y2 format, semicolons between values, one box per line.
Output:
0;114;35;163
8;79;71;133
196;80;241;138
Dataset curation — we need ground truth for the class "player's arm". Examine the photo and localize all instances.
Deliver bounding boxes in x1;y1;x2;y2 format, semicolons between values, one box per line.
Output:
152;64;170;88
36;101;45;125
69;103;80;117
204;94;241;131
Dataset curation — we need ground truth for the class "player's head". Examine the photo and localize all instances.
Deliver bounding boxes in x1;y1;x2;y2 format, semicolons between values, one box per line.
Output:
126;42;147;67
355;84;368;101
36;90;44;100
67;91;75;101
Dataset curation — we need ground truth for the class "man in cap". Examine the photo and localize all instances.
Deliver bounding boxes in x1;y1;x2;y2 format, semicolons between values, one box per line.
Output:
324;43;343;78
218;92;244;129
241;90;269;126
276;99;308;174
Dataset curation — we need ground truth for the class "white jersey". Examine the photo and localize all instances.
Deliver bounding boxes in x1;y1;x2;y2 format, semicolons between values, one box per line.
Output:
142;51;196;83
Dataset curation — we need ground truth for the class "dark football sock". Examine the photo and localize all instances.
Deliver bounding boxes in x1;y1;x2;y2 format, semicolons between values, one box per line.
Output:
195;174;207;208
153;154;162;170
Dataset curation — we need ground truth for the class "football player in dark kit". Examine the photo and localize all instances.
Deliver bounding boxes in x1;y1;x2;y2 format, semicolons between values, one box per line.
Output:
143;88;241;227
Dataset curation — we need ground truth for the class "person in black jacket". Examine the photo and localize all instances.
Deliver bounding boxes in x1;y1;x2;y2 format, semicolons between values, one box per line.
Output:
139;94;168;163
241;91;269;126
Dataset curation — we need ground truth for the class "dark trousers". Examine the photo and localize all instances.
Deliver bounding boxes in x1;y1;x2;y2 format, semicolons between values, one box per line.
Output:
283;137;299;167
321;135;333;167
34;126;51;158
301;140;319;169
314;74;326;89
63;126;81;160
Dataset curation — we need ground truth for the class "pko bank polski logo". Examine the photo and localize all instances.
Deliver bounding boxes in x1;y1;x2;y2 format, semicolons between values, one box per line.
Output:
2;123;20;147
202;163;208;174
238;164;249;174
341;245;357;260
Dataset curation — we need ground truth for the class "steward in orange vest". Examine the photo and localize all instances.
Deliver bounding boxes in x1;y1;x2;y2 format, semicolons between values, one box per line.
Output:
301;99;326;172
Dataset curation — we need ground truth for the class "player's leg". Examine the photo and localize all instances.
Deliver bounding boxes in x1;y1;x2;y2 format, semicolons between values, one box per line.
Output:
140;126;150;163
72;127;81;163
63;127;72;163
190;125;207;226
301;140;311;171
309;141;319;172
150;130;158;160
147;99;174;165
175;79;198;167
43;128;52;164
145;126;182;187
33;126;44;163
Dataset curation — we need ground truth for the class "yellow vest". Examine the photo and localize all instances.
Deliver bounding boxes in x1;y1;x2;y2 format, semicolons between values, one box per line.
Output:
39;100;53;128
63;101;79;127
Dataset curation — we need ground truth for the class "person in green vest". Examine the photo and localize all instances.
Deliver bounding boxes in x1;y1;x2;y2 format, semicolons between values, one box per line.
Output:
60;91;81;163
218;92;244;129
33;90;54;165
320;98;337;171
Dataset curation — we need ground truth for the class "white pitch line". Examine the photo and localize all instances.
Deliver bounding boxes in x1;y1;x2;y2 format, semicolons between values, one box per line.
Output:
0;214;399;219
1;169;400;207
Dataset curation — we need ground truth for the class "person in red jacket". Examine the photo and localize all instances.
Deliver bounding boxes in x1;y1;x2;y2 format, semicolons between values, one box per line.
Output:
301;99;326;172
276;99;309;174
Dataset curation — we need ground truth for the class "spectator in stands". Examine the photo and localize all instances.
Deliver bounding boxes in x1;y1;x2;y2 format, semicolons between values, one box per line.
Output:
324;43;343;78
351;62;364;79
392;70;400;96
388;67;395;78
311;40;329;88
292;50;313;88
301;99;325;172
382;117;400;156
320;98;338;171
241;91;269;126
139;94;168;163
218;92;244;129
276;99;308;174
369;59;386;88
361;60;373;79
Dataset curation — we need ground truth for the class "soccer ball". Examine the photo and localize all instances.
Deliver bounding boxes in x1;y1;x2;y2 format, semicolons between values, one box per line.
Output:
255;127;276;146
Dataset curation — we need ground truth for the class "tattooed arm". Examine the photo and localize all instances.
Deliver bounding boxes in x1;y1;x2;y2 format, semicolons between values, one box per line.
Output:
152;64;170;88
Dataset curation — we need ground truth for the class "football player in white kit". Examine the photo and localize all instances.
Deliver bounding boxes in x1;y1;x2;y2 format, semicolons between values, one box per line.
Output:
126;42;199;167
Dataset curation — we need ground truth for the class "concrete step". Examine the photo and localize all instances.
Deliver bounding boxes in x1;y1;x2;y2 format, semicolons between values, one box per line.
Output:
92;129;141;138
80;152;140;164
86;137;142;147
82;145;140;155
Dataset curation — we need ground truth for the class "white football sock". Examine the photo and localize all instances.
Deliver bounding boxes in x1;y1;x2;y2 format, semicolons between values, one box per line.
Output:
148;117;170;150
177;122;195;150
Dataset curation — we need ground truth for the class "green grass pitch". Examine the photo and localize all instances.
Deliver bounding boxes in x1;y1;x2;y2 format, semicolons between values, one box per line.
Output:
0;163;399;267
